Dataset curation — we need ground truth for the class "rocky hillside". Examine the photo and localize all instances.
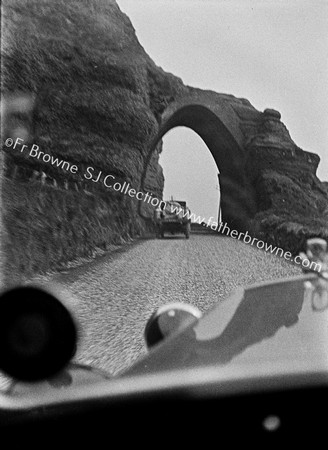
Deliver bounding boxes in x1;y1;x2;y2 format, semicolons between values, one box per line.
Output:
1;0;327;281
245;109;328;253
1;0;181;281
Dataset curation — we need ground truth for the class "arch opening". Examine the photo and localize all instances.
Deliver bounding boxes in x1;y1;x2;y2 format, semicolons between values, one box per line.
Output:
141;104;256;231
159;127;221;225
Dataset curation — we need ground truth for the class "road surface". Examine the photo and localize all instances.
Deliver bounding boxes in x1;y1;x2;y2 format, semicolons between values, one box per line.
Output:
33;232;301;376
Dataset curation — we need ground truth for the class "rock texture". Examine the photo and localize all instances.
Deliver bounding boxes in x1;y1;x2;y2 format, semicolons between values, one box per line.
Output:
1;0;327;279
245;109;328;253
1;0;169;280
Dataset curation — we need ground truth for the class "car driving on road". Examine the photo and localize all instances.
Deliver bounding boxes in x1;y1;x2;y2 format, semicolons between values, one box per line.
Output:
154;199;191;239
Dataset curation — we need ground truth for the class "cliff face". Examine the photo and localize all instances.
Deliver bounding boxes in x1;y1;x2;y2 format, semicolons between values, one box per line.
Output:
245;109;328;253
1;0;186;279
1;0;327;279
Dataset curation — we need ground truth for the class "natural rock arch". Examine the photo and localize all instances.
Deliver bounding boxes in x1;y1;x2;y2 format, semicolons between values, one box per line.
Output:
140;103;257;231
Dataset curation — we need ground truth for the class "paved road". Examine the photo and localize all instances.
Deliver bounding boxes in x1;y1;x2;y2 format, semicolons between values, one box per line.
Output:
37;233;301;377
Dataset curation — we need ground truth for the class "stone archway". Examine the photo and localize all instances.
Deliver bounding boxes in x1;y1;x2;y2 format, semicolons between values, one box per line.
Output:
140;103;257;231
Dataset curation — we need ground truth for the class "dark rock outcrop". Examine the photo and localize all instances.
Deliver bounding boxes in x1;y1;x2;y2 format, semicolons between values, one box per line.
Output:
1;0;327;279
245;109;328;253
1;0;164;280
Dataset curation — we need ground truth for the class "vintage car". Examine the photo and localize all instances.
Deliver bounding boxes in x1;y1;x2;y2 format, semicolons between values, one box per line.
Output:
154;199;191;239
0;239;327;445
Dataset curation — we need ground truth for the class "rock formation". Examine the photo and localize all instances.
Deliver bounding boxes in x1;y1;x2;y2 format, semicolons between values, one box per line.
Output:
245;109;328;253
1;0;327;279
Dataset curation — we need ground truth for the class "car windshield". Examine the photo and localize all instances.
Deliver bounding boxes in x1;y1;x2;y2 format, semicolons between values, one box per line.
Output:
0;0;328;392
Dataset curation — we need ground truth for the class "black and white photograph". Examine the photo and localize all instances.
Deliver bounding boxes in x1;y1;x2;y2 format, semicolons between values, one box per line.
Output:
0;0;328;443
